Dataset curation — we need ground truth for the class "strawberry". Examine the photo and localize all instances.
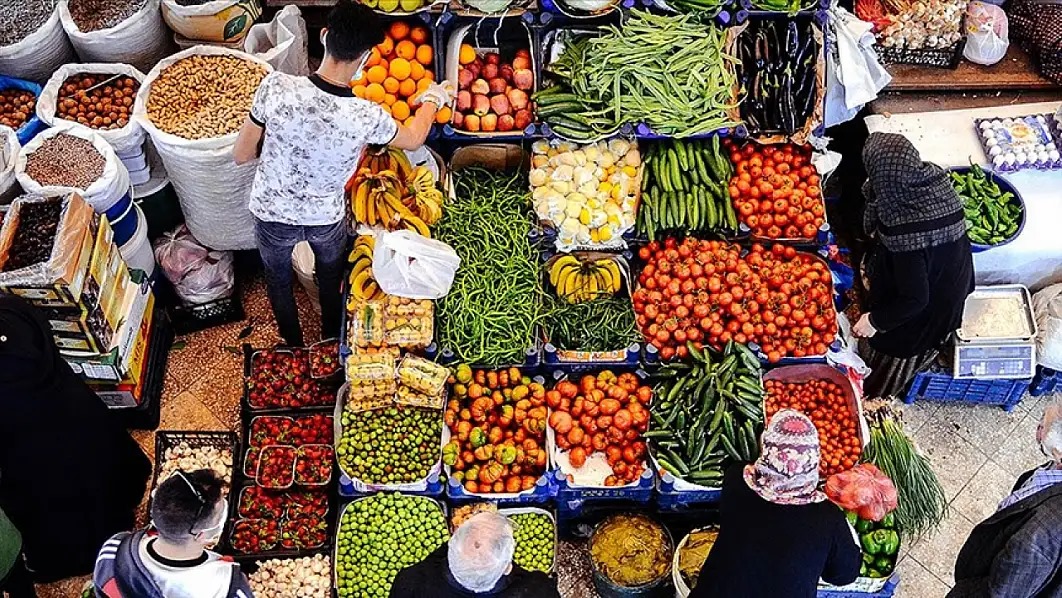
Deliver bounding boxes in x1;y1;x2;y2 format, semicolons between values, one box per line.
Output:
281;516;327;550
256;445;296;489
295;444;334;485
230;519;279;553
237;486;286;519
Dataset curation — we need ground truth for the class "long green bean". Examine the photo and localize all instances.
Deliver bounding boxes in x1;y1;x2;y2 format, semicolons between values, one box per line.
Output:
543;295;640;352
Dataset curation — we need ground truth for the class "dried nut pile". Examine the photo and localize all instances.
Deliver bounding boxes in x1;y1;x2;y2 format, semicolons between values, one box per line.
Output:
24;134;104;189
2;200;62;272
0;90;37;130
68;0;147;32
146;55;268;140
248;554;331;598
0;0;57;46
56;74;139;130
157;442;234;486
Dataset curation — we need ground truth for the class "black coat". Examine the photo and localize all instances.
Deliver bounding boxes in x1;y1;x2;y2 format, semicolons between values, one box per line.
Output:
690;465;861;598
0;296;150;581
389;544;561;598
949;466;1062;598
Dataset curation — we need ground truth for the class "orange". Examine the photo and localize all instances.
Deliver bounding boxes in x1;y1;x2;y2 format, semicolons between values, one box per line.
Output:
366;48;382;67
383;93;397;106
435;105;452;124
458;43;476;65
365;83;386;103
366;65;387;84
409;60;425;81
423;69;434;81
388;21;410;41
380;103;392;115
376;37;394;57
398;78;417;97
389;57;412;81
409;26;429;44
352;72;366;86
395;40;417;61
391;100;411;120
353;84;367;98
415;45;432;66
378;58;389;72
416;77;432;93
383;76;400;94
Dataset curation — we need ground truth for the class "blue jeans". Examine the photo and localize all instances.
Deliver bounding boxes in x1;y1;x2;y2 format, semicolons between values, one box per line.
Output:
254;218;348;346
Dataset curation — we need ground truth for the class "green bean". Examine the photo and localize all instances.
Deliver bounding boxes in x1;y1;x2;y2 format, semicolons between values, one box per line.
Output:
543;295;641;353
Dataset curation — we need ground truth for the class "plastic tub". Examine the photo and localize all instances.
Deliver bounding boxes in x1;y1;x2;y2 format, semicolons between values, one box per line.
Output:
119;149;148;173
128;163;151;187
120;205;155;277
590;514;674;597
110;198;139;246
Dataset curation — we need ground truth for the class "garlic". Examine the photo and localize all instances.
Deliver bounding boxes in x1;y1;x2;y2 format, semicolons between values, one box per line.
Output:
158;442;233;486
248;555;331;598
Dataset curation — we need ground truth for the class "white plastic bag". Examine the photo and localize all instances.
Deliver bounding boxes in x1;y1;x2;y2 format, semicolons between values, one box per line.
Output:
0;8;77;83
964;2;1009;66
134;46;273;250
292;241;321;313
37;63;148;155
154;225;236;305
1033;283;1062;370
824;7;891;128
372;230;461;299
15;124;131;214
0;126;19;204
243;5;309;76
58;0;174;74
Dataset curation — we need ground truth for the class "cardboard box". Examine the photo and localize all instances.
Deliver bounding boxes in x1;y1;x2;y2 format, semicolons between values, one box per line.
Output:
89;301;156;408
62;272;154;377
43;307;103;355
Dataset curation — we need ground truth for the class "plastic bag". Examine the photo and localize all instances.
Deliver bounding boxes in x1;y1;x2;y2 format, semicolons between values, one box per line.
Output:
824;7;892;128
243;5;309;76
0;8;76;84
0;127;19;204
58;0;173;74
964;2;1009;66
292;241;321;313
153;225;235;305
372;230;461;299
37;63;147;155
161;0;262;44
1033;283;1062;370
825;463;898;521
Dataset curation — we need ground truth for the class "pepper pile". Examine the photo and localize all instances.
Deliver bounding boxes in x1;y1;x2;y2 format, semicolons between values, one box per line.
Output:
951;165;1023;246
851;512;900;579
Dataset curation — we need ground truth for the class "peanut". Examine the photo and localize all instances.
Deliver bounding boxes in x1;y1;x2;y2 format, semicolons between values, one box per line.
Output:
146;55;267;140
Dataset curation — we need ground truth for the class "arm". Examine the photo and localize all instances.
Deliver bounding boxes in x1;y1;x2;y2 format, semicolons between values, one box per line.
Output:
868;250;930;333
987;518;1057;598
232;118;264;165
389;102;437;151
821;513;862;586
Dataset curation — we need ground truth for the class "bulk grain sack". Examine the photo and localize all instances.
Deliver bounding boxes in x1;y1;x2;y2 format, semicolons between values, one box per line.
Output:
243;5;309;76
58;0;174;74
0;2;77;83
134;46;271;250
15;124;131;213
162;0;262;44
37;64;147;156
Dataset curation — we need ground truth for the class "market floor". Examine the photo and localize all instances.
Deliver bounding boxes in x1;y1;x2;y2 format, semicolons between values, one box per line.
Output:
33;276;1055;598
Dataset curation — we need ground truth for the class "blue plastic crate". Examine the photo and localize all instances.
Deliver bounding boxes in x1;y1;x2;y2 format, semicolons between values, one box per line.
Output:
818;573;899;598
655;472;722;511
338;472;445;498
904;370;1030;412
446;470;558;505
1030;366;1059;397
556;468;655;507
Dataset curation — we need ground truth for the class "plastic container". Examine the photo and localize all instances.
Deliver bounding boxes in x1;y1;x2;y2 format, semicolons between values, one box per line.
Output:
294;444;335;487
109;195;139;246
128;163;151;187
948;167;1026;252
903;367;1031;412
101;190;134;226
672;526;719;597
499;507;558;575
1030;366;1059;397
151;430;238;495
877;40;966;69
256;445;297;490
120;204;155;277
817;572;900;598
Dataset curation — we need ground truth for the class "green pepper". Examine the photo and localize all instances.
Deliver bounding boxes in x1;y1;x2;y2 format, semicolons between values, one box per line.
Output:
862;552;875;565
875;556;894;572
846;511;858;527
881;513;895;529
856;518;874;534
868;568;885;579
860;563;868;577
880;529;900;556
861;533;881;556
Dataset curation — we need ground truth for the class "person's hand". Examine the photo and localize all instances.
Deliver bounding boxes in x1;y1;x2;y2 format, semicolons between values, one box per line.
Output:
414;81;455;109
853;313;877;338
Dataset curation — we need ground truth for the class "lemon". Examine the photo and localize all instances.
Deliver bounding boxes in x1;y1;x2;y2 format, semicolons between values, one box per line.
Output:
579;207;592;226
399;0;421;9
378;0;400;10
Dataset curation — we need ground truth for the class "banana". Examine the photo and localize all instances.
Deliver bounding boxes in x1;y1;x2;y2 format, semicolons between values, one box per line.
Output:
549;255;580;286
400;214;431;238
351;269;373;298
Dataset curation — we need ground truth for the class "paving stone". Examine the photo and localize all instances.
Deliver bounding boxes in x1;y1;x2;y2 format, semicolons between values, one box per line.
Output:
895;556;952;598
912;418;989;502
908;510;977;587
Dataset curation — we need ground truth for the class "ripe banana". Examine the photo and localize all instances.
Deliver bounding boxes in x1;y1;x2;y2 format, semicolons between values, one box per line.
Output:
550;256;624;303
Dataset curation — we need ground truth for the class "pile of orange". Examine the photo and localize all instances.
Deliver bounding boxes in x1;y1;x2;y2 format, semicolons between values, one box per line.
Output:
353;21;451;126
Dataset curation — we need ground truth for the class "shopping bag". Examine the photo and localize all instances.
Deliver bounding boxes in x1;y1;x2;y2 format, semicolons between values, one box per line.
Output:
372;230;461;299
964;1;1010;65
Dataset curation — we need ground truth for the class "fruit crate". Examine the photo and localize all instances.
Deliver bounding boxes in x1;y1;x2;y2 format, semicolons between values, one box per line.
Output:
241;344;340;415
446;470;558;504
655;471;723;511
556;467;655;505
222;481;337;560
169;292;245;336
241;413;336;481
107;307;172;430
149;430;240;521
1029;366;1060;397
498;506;559;575
818;572;899;598
903;367;1030;412
739;0;828;17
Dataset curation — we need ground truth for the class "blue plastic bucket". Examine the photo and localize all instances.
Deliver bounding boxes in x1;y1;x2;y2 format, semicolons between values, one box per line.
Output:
110;198;139;246
949;167;1026;253
102;191;133;224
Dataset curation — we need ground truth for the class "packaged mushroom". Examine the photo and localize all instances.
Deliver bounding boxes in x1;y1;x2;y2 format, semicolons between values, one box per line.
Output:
248;554;332;598
157;441;234;487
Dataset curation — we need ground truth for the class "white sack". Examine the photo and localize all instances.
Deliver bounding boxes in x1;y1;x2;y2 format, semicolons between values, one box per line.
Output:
1033;283;1062;370
244;5;309;76
0;127;19;203
15;124;131;212
37;63;148;155
0;8;76;84
58;0;173;74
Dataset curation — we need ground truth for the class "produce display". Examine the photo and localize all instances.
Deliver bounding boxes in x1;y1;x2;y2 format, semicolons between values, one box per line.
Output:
726;141;825;240
347;235;386;302
536;13;738;140
55;74;139;130
361;0;431;13
547;371;652;486
452;44;534;134
231;519;280;553
395;355;449;408
336;405;441;484
245;414;334;477
508;511;555;573
749;0;816;10
237;487;328;520
735;21;819;137
764;377;860;476
871;0;965;50
543;294;639;353
450;502;498;528
248;554;331;598
660;0;728;16
648;342;764;487
230;488;331;554
68;0;146;33
157;440;234;486
346;297;434;350
633;240;838;361
22;134;104;189
1;199;61;272
353;21;446;125
637;137;737;239
443;366;548;494
676;527;718;591
348;147;439;236
0;1;56;46
257;445;297;490
145;54;268;140
247;349;336;409
852;512;900;579
548;254;625;303
335;493;449;598
294;445;334;486
435;168;541;366
0;89;36;131
951;165;1023;246
529;137;640;249
309;339;340;379
976;116;1062;171
343;352;398;412
590;514;672;588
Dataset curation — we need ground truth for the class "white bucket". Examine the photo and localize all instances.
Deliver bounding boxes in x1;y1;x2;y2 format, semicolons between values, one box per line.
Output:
120;204;155;277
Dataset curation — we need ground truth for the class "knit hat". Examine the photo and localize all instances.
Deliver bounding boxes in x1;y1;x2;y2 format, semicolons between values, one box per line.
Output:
744;409;826;505
861;132;967;253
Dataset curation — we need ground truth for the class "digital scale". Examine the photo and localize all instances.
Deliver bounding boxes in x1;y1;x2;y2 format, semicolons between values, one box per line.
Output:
953;285;1037;380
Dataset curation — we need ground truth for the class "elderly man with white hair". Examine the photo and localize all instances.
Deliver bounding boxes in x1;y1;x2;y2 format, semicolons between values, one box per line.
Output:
390;512;560;597
949;397;1062;598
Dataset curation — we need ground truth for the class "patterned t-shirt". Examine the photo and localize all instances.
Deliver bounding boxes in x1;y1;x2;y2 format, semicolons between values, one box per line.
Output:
247;72;397;226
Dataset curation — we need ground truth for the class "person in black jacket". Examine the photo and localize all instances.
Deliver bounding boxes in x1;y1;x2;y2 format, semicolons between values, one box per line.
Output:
949;398;1062;598
691;410;861;598
390;512;560;598
852;132;975;398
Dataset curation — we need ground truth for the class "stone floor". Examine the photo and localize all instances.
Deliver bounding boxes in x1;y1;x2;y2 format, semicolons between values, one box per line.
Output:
33;276;1054;598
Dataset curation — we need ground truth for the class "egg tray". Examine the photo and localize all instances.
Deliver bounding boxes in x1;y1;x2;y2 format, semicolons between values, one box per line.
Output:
974;114;1062;172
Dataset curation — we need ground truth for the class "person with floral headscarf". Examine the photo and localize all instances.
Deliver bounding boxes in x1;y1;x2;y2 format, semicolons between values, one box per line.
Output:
690;410;860;598
853;132;974;398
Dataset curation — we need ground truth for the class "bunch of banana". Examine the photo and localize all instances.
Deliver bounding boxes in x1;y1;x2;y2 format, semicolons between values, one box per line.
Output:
549;255;624;303
347;236;385;305
349;149;434;237
405;165;444;225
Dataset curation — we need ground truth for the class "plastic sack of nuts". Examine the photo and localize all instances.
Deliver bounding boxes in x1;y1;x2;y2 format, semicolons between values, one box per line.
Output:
0;4;77;84
37;63;147;155
134;46;272;250
14;125;130;212
57;0;174;74
160;0;262;44
0;127;18;203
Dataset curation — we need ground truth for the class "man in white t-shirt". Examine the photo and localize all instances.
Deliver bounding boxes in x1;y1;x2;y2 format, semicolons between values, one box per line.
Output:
233;0;452;346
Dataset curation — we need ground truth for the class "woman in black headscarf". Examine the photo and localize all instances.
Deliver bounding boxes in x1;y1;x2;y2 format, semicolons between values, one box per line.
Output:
853;132;975;398
0;295;150;582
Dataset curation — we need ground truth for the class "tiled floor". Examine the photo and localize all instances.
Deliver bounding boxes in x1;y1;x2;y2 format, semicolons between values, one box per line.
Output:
32;276;1055;598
